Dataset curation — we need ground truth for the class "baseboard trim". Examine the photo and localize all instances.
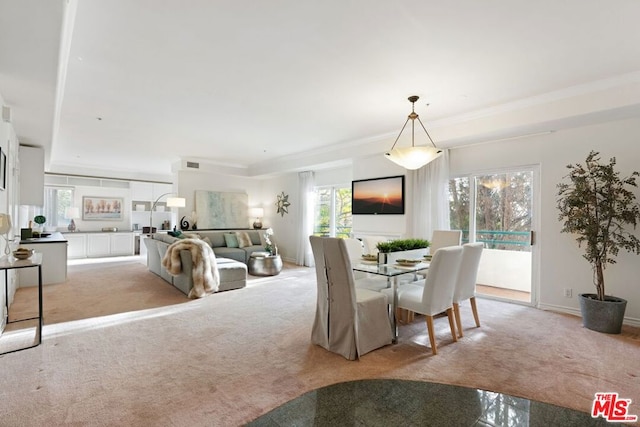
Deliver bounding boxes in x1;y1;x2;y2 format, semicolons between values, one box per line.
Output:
539;303;640;328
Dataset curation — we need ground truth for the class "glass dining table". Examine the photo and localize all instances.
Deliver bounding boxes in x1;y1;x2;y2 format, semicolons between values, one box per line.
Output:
352;261;430;342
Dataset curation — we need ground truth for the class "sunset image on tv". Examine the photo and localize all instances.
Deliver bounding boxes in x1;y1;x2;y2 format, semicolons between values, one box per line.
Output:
352;176;404;214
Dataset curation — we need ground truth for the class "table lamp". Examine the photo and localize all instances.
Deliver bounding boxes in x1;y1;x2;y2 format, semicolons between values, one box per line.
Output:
249;207;264;229
0;213;12;255
65;207;80;232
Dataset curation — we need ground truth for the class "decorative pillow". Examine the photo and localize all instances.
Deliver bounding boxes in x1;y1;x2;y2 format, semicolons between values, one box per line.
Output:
224;233;239;248
236;231;252;248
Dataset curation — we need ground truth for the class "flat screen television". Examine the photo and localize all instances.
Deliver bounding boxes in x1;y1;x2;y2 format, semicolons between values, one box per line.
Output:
351;175;405;215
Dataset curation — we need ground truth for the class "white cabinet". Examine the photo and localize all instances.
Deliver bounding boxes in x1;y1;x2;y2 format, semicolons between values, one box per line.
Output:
87;233;134;257
18;238;67;286
66;233;87;259
131;182;154;201
131;182;172;202
19;146;45;206
110;233;134;256
152;183;172;200
87;234;111;257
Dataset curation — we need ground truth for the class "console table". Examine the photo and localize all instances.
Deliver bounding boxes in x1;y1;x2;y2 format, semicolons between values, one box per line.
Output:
1;253;43;355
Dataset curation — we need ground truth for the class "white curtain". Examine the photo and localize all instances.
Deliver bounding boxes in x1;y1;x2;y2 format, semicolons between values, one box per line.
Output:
296;171;315;266
410;149;450;239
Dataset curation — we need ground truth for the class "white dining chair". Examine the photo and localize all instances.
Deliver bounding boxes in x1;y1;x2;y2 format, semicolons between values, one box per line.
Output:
381;245;463;355
309;236;393;360
429;230;463;255
342;237;391;291
453;242;484;337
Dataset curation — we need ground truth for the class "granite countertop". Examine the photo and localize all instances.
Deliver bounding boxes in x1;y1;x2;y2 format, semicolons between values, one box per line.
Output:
20;231;67;244
61;230;137;234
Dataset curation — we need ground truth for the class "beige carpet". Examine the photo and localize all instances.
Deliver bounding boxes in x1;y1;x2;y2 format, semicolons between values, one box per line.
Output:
1;260;639;426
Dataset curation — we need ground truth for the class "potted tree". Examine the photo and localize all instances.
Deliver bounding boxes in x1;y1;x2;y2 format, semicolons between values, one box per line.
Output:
556;151;640;333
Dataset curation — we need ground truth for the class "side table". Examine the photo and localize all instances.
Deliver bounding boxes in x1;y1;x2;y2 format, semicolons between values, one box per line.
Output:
1;253;43;355
248;253;283;276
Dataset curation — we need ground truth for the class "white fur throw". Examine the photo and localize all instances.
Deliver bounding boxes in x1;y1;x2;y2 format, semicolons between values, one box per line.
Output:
161;238;220;299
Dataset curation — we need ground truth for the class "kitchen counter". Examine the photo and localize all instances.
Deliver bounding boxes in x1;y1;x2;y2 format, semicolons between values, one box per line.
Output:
60;230;169;234
20;231;67;244
17;232;67;286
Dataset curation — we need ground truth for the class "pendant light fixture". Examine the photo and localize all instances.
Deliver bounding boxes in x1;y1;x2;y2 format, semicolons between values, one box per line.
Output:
385;95;443;170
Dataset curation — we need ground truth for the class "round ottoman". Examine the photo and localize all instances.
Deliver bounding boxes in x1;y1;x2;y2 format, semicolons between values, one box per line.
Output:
248;253;283;276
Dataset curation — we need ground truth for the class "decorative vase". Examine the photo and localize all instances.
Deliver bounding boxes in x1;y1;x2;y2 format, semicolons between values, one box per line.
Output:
579;293;627;334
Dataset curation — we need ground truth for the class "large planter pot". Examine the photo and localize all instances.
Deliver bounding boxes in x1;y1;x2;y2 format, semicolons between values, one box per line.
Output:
579;293;627;334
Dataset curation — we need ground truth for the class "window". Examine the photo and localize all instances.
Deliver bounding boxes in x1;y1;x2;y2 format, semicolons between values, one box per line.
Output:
313;186;352;238
43;186;74;227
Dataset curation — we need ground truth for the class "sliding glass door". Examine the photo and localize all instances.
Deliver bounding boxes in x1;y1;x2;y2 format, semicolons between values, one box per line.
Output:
450;167;538;305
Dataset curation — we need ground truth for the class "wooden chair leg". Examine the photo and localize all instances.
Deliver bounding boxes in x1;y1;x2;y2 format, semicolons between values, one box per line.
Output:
470;297;481;327
446;308;458;342
407;310;415;323
425;315;437;355
453;302;463;338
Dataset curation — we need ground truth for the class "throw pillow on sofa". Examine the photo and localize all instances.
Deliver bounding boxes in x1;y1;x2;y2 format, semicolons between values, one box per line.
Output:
224;233;239;248
236;231;252;248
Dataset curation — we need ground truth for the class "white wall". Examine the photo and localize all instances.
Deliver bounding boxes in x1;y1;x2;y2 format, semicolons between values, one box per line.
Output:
449;116;640;322
0;97;21;327
68;185;132;232
352;154;412;238
260;172;299;263
176;169;263;230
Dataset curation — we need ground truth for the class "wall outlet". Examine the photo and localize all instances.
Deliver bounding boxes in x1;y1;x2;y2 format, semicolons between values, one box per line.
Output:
563;288;573;298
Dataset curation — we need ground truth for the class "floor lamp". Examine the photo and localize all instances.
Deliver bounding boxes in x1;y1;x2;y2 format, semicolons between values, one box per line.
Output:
149;193;186;232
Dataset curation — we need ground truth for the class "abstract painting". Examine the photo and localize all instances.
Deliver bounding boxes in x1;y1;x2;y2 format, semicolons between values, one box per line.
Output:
195;190;248;229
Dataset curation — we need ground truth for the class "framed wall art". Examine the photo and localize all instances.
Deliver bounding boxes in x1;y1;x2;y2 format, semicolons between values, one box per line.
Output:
194;190;248;229
82;196;124;220
352;175;405;215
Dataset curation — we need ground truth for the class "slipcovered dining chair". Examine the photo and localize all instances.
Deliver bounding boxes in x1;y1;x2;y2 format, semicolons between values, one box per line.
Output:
309;236;393;360
381;246;463;355
453;242;484;337
429;230;463;254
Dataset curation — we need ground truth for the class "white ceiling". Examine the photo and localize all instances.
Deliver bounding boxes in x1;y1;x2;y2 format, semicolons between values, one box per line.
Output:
2;0;640;181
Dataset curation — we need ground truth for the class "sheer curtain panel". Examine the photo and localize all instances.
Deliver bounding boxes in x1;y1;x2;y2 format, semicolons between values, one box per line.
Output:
296;171;315;266
410;149;450;239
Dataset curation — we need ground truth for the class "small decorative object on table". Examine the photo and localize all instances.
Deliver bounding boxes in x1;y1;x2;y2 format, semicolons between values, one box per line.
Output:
361;254;378;264
263;228;275;255
250;207;264;229
180;216;190;231
13;247;34;260
33;215;46;232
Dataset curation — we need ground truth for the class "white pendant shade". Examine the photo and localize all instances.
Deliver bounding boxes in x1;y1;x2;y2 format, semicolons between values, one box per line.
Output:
385;95;443;170
166;197;186;208
385;146;443;170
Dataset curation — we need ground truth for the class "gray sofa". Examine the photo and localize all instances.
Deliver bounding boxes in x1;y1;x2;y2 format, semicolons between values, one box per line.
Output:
144;229;266;296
